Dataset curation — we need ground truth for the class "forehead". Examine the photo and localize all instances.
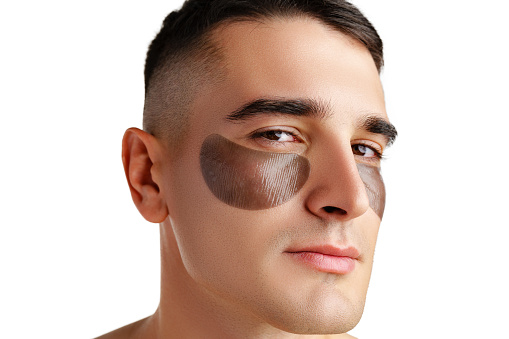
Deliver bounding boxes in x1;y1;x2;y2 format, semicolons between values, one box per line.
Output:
187;17;386;137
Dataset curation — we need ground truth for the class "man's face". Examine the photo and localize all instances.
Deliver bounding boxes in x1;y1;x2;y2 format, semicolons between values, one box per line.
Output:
158;17;390;334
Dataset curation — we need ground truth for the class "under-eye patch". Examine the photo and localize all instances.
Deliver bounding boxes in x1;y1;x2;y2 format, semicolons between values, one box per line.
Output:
200;134;310;210
200;134;385;218
357;163;385;219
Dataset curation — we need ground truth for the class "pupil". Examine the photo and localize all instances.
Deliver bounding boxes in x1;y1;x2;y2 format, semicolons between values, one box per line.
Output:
352;145;367;156
266;131;283;140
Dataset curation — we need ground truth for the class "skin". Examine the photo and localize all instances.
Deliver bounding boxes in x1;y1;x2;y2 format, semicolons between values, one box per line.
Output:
101;16;392;339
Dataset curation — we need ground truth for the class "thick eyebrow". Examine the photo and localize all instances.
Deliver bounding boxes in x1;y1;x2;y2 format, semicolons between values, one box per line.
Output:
225;98;329;121
360;115;398;146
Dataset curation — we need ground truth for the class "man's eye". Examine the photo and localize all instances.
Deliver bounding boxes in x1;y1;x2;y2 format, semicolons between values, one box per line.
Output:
352;144;382;159
255;130;297;142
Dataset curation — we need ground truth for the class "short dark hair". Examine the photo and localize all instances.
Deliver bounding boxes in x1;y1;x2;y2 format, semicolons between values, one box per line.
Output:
143;0;383;145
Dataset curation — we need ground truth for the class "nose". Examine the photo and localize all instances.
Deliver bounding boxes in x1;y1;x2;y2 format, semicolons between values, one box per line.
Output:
305;140;370;222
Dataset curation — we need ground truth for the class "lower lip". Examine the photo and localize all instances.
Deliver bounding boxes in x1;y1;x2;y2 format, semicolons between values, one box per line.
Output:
287;252;356;274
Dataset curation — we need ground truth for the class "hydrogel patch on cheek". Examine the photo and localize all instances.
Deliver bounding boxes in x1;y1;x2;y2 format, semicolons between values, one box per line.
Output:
200;134;310;210
357;163;386;219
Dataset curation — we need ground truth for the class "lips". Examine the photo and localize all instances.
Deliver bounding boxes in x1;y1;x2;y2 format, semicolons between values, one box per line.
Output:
285;245;359;274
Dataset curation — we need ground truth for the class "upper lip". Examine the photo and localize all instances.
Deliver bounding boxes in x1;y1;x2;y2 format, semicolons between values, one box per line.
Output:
286;245;360;259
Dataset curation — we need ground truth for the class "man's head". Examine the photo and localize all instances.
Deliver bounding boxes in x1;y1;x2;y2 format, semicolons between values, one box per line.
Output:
142;0;384;148
123;0;396;336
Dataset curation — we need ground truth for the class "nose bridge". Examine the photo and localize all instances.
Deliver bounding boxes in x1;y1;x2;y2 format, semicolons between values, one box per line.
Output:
306;137;370;220
327;140;368;201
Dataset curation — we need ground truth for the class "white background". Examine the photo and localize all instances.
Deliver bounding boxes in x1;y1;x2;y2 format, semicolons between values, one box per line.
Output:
1;1;508;338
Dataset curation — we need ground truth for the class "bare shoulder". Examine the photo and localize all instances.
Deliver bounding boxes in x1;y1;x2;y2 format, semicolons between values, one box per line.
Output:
95;317;150;339
337;334;357;339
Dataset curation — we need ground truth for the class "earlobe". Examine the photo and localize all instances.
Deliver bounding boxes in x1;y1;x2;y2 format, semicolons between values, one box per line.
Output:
122;128;169;223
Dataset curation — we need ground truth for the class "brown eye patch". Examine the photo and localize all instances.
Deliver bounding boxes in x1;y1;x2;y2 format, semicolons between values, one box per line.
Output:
357;163;385;219
200;134;310;210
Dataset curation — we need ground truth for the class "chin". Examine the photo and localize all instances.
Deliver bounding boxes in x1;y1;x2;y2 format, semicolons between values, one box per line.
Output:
271;310;362;335
258;292;365;335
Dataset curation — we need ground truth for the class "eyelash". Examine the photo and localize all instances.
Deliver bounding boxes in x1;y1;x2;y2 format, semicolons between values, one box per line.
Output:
250;129;300;144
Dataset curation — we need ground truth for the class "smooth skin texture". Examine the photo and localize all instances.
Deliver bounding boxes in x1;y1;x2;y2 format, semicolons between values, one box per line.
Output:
101;16;392;339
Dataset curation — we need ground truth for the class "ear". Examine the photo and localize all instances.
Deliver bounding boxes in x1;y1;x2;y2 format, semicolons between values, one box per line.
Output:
122;127;168;223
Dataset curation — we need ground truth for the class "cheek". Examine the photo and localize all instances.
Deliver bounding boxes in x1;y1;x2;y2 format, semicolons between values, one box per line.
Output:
200;134;310;210
357;163;386;219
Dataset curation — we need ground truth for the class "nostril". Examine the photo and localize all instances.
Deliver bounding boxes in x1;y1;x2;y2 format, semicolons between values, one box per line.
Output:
322;206;347;215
